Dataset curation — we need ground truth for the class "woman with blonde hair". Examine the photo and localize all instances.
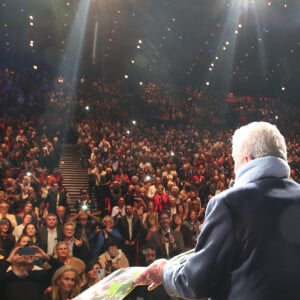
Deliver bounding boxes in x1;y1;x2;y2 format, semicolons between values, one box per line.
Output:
44;265;81;300
141;214;159;244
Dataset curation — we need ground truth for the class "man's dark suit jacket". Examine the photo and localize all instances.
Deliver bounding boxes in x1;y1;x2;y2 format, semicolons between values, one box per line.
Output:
116;215;143;265
116;215;143;242
162;175;300;299
39;226;63;254
46;190;68;214
149;229;185;259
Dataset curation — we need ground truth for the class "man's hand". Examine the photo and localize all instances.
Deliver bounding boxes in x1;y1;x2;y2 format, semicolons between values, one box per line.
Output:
125;240;135;246
134;258;168;291
74;238;83;247
6;246;27;264
32;246;50;260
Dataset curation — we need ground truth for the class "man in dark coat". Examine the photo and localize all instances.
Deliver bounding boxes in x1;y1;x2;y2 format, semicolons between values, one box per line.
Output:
135;121;300;300
39;213;63;256
116;204;143;265
46;183;68;214
149;210;185;259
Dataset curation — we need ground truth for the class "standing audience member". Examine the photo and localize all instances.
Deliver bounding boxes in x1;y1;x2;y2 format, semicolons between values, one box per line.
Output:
46;183;68;214
0;201;17;228
15;201;38;226
176;203;187;222
22;222;40;245
63;222;89;264
39;213;63;256
91;215;123;259
152;184;169;213
183;209;201;247
36;200;49;228
190;198;205;221
55;206;68;230
13;213;33;241
74;188;95;214
68;209;100;226
132;197;147;222
111;196;126;222
147;177;163;200
141;214;159;245
149;210;184;259
116;204;143;265
69;211;99;260
141;200;157;225
165;195;177;218
0;218;15;259
172;213;194;250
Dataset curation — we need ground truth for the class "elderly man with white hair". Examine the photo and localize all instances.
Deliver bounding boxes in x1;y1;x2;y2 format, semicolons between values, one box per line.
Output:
135;122;300;300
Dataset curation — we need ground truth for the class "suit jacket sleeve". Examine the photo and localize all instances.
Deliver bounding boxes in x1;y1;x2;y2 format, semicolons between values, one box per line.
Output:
162;195;237;299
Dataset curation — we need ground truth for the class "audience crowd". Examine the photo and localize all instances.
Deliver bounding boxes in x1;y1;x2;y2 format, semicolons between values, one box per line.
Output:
0;67;300;299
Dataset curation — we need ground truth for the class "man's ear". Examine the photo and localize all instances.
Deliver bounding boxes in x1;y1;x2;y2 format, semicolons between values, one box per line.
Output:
244;155;253;163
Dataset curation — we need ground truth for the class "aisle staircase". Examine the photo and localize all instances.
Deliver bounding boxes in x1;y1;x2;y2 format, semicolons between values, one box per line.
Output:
59;144;88;214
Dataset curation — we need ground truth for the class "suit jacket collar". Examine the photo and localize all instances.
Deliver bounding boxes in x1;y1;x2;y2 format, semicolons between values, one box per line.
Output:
235;156;290;187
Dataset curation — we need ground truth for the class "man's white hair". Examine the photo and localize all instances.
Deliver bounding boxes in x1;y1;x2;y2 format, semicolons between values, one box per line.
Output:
232;121;287;162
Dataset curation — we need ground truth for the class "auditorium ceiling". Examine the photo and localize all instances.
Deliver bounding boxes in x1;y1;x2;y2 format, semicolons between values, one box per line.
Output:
0;0;299;98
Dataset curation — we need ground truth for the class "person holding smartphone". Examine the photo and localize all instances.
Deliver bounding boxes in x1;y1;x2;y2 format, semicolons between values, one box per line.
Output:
0;245;62;300
81;260;104;291
90;215;123;260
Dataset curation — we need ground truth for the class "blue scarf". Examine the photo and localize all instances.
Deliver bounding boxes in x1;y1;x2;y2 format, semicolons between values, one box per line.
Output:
234;156;290;187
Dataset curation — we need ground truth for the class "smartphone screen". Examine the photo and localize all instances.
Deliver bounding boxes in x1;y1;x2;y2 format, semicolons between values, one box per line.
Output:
97;269;105;280
18;247;36;256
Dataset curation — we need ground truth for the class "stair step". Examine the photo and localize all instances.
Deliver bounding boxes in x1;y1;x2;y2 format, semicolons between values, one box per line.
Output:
59;144;90;214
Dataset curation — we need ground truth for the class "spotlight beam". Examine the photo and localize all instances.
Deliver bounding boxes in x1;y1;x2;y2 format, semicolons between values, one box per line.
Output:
59;0;91;89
